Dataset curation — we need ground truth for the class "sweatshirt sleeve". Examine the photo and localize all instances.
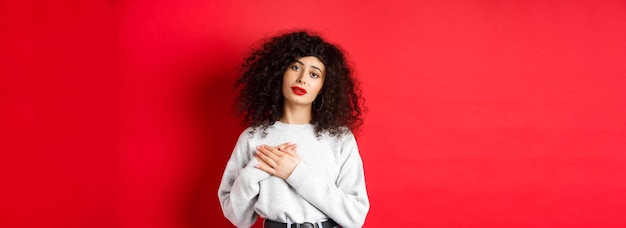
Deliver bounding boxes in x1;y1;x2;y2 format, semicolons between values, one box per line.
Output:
286;133;370;228
218;131;270;228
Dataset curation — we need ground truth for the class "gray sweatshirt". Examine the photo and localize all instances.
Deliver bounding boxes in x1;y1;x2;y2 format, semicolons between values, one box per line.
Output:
218;121;369;227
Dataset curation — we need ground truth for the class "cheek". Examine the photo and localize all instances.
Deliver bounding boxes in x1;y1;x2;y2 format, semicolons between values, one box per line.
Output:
281;83;290;96
319;77;326;90
313;81;324;95
282;72;290;83
282;73;291;88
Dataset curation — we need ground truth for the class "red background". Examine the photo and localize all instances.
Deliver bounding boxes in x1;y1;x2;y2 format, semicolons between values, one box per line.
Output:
2;0;626;227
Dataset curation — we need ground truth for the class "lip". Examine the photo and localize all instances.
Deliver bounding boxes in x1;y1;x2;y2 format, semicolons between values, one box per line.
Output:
291;86;307;96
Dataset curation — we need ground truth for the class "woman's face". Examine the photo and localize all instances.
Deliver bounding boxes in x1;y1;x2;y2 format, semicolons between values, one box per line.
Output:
282;56;326;108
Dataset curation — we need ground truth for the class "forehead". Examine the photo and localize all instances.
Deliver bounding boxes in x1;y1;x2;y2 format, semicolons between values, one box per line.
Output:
295;56;325;71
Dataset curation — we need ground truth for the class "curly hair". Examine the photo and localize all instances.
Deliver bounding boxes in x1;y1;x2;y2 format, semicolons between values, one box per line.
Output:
234;30;364;137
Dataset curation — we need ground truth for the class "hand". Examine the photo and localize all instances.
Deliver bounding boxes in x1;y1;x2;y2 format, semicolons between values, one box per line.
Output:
254;143;300;179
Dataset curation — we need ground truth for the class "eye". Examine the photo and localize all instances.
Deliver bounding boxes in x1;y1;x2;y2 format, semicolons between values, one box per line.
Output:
310;72;319;78
291;65;301;71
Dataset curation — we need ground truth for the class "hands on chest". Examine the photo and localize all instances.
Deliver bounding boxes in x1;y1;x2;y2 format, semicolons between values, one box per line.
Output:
254;143;301;179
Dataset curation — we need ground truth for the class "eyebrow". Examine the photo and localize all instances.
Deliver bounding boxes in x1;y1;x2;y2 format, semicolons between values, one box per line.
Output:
295;60;324;73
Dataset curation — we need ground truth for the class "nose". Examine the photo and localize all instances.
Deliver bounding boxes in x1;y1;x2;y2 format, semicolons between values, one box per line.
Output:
296;73;306;84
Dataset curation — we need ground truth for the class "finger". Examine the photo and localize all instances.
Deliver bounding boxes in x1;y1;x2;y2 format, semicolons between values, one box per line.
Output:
255;149;278;167
254;156;275;175
276;142;292;151
254;154;270;166
282;144;298;155
276;143;287;151
254;155;271;169
258;145;282;159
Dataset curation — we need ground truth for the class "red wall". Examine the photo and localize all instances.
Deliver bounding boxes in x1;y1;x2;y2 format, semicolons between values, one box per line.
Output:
2;0;625;227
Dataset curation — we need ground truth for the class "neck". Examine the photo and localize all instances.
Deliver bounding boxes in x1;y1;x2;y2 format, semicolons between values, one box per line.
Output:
280;104;312;124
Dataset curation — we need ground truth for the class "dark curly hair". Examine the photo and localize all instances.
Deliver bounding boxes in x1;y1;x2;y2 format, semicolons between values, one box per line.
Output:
234;30;364;137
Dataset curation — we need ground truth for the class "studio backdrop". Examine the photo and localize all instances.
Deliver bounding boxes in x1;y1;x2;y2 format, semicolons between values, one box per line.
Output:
1;0;625;227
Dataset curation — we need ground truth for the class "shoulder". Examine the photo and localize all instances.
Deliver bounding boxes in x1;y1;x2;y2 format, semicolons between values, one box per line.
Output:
340;131;358;149
323;128;357;147
335;127;356;142
234;127;259;143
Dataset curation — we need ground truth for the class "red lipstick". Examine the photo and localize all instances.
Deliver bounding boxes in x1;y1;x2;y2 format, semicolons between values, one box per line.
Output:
291;86;307;96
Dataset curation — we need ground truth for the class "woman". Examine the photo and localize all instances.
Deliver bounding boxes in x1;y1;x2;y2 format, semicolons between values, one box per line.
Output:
218;31;369;228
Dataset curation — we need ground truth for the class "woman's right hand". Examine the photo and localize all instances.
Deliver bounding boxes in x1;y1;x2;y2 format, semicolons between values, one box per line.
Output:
254;142;300;179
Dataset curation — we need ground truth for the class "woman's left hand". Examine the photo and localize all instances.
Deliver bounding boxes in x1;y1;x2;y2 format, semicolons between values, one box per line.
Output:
254;143;300;179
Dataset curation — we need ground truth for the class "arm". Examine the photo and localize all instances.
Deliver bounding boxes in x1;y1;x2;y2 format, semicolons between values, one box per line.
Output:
286;134;370;227
218;132;270;227
255;134;369;227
